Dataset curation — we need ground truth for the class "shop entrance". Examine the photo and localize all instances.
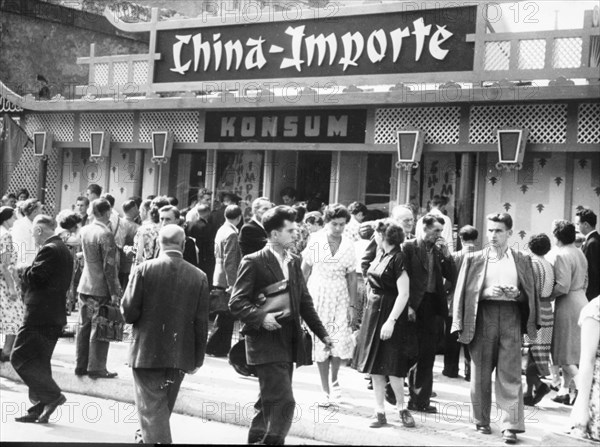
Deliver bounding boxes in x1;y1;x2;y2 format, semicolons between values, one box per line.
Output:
296;151;332;205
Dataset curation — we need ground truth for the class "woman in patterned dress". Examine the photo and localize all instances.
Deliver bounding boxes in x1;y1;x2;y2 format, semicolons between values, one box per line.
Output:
570;296;600;441
0;206;24;361
523;233;555;406
302;204;357;406
550;220;589;405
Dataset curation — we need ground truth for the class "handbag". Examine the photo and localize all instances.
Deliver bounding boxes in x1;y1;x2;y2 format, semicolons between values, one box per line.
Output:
257;279;291;321
228;338;257;377
91;304;125;342
209;288;230;315
299;326;313;366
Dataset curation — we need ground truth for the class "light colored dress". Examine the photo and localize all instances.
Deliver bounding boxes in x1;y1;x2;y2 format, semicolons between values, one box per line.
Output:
0;227;24;335
551;244;589;365
302;230;356;362
578;298;600;441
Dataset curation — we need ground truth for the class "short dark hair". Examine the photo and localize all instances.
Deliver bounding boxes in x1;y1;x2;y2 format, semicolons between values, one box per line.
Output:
140;199;152;214
528;233;552;256
422;214;445;228
487;212;513;230
58;210;82;231
21;199;40;217
263;205;296;235
101;193;115;208
359;222;375;240
459;225;478;242
129;196;143;208
577;208;597;228
91;198;111;217
122;199;137;213
292;204;306;223
280;187;296;199
6;193;17;200
431;195;446;207
167;196;179;207
348;202;368;216
87;184;102;197
553;219;576;245
375;220;405;247
149;196;171;223
76;196;89;206
17;188;30;199
224;204;242;220
323;204;351;224
159;205;180;220
0;206;15;224
304;211;323;226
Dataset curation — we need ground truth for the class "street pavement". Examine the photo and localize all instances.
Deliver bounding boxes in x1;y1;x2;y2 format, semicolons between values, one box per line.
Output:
0;315;597;445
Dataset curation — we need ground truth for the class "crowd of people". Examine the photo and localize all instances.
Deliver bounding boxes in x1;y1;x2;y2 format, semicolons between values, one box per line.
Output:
0;184;599;445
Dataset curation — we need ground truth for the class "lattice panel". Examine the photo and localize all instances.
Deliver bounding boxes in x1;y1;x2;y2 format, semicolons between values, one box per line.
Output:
132;61;148;85
94;63;109;86
375;107;460;145
552;38;582;69
79;113;134;142
113;62;129;85
45;147;60;216
518;39;546;69
7;146;39;202
484;41;510;71
577;103;600;144
139;111;200;143
469;104;567;144
24;114;74;142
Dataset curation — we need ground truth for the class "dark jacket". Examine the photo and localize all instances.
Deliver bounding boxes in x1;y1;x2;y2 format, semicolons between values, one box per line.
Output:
402;238;456;316
583;230;600;300
229;247;328;366
22;235;73;327
451;248;540;344
239;220;267;256
121;251;210;372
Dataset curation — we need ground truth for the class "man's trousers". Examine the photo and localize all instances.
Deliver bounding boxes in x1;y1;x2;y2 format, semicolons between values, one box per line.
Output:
468;301;525;433
248;362;296;445
11;325;63;407
132;368;185;444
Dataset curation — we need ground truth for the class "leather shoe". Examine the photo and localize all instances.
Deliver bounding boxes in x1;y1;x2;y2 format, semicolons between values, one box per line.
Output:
476;424;492;435
74;368;88;376
369;412;387;428
407;402;437;414
88;370;118;379
523;395;535;406
442;370;459;378
532;383;551;405
400;409;415;428
37;394;67;423
502;430;517;444
551;394;571;405
15;404;44;424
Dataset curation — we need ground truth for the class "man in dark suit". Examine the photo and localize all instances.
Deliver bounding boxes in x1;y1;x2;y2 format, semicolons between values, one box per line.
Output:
239;196;272;256
576;208;599;301
403;214;455;414
75;198;122;378
207;204;243;357
11;215;73;423
156;205;198;267
122;225;209;444
452;213;539;444
186;204;215;279
230;205;333;445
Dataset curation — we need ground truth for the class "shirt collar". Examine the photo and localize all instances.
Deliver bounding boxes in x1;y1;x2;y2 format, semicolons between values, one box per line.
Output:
586;229;598;241
252;216;264;229
225;221;239;233
485;245;514;261
161;250;183;258
267;243;290;262
94;220;110;231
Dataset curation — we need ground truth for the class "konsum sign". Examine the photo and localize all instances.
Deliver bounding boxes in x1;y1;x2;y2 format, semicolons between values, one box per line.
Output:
153;5;476;84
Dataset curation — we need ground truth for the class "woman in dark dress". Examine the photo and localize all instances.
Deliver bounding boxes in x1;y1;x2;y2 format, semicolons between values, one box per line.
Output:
353;221;416;429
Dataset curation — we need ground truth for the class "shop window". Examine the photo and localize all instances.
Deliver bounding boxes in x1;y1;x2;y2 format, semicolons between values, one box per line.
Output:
365;153;392;216
296;151;332;205
169;151;208;208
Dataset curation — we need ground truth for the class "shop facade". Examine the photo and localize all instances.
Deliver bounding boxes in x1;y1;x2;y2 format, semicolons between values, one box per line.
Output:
2;2;599;245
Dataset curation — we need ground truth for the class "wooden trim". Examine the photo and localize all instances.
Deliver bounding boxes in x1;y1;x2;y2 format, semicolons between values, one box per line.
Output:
563;153;574;219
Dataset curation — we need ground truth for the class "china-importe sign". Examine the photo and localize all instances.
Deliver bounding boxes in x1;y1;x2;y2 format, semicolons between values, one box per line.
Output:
153;6;476;83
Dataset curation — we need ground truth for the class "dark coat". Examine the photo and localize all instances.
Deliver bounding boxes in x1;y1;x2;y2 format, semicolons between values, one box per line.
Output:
239;220;267;256
583;230;600;300
21;235;73;327
229;247;328;366
121;251;210;372
451;248;540;344
402;238;455;316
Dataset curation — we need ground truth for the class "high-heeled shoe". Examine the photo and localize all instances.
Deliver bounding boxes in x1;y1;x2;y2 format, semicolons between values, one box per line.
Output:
551;394;571;405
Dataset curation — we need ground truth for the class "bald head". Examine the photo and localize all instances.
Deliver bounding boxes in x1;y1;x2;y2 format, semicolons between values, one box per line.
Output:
391;205;415;234
158;225;185;252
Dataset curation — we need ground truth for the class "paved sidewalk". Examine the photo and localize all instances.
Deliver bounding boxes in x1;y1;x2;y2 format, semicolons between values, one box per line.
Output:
0;324;596;446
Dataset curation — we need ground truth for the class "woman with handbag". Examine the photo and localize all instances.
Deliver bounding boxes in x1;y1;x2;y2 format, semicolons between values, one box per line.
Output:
301;204;357;407
353;220;416;429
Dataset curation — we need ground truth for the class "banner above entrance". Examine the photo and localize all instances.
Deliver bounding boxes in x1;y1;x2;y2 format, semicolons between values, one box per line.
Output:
154;6;476;84
205;110;367;143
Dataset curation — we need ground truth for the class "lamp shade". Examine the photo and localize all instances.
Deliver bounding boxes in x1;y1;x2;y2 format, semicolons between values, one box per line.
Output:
89;130;111;159
396;129;424;163
33;131;53;156
151;130;173;160
497;128;528;164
